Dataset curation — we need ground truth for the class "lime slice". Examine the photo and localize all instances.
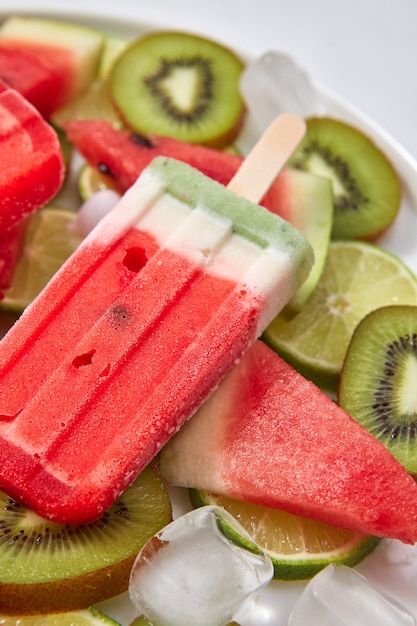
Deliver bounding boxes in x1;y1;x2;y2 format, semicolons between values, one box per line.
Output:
98;35;129;79
78;163;119;201
263;240;417;392
0;207;83;314
52;81;123;128
0;608;120;625
190;490;380;581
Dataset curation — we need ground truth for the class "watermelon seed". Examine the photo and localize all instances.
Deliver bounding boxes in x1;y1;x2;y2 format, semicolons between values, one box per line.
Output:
98;162;114;178
109;304;131;329
130;133;155;149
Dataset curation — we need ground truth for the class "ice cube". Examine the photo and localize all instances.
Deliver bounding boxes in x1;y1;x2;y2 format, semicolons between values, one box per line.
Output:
238;51;324;153
128;505;273;626
288;564;415;626
241;51;322;125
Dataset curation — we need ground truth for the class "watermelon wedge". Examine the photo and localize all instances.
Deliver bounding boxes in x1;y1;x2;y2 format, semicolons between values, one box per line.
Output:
160;340;417;543
64;119;333;307
0;80;65;235
63;118;316;202
0;16;104;118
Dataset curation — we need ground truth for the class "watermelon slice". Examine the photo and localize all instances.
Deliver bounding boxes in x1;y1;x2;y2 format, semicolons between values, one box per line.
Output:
64;119;333;307
0;80;65;234
0;16;104;118
160;340;417;543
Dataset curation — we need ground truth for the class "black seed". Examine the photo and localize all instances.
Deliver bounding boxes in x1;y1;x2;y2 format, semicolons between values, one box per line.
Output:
129;133;155;148
109;304;131;329
143;55;214;124
98;162;114;178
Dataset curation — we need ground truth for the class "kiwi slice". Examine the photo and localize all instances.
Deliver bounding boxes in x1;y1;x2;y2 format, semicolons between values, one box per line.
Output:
289;117;402;240
339;305;417;474
0;466;172;616
109;31;245;148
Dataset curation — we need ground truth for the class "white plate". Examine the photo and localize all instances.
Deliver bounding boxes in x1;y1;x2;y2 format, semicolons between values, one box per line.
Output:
2;8;417;625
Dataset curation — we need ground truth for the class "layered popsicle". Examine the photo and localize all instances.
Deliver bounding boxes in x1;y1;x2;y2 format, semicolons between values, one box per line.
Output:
0;79;64;235
0;147;312;523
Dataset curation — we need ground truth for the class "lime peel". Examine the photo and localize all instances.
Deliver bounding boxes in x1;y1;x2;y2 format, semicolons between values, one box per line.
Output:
264;240;417;392
190;489;380;581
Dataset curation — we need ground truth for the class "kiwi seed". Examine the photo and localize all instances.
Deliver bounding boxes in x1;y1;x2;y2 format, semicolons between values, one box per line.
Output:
339;305;417;474
109;31;245;148
143;55;213;122
0;466;172;615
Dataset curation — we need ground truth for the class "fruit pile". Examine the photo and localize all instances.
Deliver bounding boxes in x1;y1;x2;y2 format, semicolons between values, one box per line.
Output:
0;12;416;625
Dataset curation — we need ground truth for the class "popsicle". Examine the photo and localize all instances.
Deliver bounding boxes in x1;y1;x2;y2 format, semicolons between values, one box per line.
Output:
0;115;313;524
0;79;64;235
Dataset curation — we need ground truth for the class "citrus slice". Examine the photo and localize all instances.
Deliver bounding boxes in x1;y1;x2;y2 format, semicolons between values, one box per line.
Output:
78;163;119;201
98;35;128;79
190;490;380;581
52;80;123;128
0;207;83;314
263;240;417;392
0;607;120;625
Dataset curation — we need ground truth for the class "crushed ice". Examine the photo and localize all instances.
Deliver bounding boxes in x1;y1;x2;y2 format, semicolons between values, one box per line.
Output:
378;539;417;566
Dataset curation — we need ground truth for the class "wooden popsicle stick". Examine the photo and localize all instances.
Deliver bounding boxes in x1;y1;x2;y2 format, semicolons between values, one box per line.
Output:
227;113;306;203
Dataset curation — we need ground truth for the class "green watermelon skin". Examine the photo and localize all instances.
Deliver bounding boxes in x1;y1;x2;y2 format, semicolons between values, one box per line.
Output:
160;340;417;543
0;44;72;118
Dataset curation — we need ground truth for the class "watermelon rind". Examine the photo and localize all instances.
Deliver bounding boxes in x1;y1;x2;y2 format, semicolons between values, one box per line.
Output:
0;16;105;100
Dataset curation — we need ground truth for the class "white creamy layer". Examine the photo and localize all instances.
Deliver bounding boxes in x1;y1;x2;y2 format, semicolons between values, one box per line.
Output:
138;191;295;333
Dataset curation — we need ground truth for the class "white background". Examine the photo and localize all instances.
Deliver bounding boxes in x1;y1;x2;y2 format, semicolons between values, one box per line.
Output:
2;0;417;162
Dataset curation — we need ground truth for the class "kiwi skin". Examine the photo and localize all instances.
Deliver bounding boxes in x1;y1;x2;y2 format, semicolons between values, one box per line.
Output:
339;305;417;475
289;117;402;241
0;466;172;616
0;550;133;616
